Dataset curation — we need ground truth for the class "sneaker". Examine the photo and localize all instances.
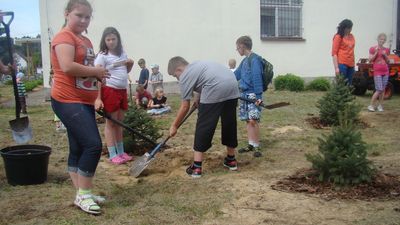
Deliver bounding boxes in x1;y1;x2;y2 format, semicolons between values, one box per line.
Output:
377;105;384;112
74;194;101;214
238;144;254;153
253;147;262;158
367;105;375;112
109;155;126;165
119;152;133;161
186;164;202;178
223;158;238;171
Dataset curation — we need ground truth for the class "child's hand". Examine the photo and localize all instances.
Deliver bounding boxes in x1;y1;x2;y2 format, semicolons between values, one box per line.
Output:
169;125;178;137
94;98;104;111
95;67;110;81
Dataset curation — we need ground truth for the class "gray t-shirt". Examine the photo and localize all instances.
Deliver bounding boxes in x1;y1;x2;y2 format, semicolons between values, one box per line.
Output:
179;60;240;104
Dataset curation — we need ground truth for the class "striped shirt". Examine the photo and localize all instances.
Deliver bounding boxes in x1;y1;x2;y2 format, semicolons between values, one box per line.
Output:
17;82;26;97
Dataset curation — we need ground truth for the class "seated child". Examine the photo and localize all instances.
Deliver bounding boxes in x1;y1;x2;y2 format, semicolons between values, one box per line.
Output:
147;88;171;115
16;71;27;114
135;84;152;109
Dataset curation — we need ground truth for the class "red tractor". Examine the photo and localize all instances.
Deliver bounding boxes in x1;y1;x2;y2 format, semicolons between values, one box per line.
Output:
352;50;400;99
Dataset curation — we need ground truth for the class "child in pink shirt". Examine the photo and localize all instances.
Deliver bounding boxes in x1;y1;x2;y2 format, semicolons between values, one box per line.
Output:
367;33;390;112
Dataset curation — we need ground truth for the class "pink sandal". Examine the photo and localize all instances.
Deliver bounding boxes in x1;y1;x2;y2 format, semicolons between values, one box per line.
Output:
120;153;133;161
109;155;126;165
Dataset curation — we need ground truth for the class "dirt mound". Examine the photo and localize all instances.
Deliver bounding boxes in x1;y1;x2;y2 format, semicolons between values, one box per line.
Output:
271;125;303;135
272;168;400;200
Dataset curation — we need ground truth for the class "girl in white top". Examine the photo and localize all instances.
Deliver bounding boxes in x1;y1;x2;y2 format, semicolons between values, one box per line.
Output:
94;27;134;165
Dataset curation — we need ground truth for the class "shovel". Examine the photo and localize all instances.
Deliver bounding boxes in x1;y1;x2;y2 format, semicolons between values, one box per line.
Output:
129;104;197;177
239;96;290;109
1;11;32;144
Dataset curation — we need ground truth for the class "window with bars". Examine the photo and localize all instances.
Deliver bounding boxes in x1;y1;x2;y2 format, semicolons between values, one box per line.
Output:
260;0;303;39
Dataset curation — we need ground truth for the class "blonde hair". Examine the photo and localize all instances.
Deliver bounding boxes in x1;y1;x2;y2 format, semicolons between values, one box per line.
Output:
377;33;387;41
228;59;236;68
167;56;189;75
154;88;164;97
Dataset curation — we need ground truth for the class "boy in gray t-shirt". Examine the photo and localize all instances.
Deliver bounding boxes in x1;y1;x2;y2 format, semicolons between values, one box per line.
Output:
167;56;240;178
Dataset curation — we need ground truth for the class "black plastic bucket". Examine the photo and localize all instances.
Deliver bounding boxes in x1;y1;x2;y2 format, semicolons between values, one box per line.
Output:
0;145;51;186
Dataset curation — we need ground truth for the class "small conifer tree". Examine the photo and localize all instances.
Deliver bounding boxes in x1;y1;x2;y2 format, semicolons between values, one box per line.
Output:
123;106;162;155
317;77;361;126
306;110;375;185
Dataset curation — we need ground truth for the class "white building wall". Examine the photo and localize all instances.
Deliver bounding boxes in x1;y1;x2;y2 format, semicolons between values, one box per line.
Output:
40;0;397;88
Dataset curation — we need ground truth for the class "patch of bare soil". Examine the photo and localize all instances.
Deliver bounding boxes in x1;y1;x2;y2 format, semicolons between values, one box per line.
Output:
271;125;303;135
271;168;400;201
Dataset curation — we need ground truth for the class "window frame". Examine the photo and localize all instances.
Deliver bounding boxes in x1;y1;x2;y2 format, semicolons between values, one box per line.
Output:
260;0;304;41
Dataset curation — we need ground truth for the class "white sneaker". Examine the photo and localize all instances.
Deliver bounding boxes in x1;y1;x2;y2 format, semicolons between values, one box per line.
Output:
367;105;375;112
377;105;384;112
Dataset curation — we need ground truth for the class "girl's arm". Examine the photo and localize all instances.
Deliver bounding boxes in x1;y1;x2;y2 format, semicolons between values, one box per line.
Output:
55;44;109;79
126;58;134;73
332;35;341;75
94;65;104;111
332;56;339;75
369;47;379;62
148;99;155;108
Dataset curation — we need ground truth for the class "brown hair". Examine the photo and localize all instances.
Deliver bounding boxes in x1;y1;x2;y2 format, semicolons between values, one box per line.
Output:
167;56;189;75
236;35;252;50
136;84;145;92
138;58;146;65
99;27;123;56
62;0;93;29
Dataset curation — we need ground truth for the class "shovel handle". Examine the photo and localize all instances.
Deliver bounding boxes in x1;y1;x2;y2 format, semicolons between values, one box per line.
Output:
1;12;20;119
97;110;157;146
148;104;197;157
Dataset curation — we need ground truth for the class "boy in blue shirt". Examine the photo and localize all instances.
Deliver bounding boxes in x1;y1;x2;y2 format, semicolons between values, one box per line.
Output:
234;36;263;157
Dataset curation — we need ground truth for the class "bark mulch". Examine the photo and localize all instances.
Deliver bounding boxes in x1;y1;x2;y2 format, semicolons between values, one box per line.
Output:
271;168;400;201
305;115;370;129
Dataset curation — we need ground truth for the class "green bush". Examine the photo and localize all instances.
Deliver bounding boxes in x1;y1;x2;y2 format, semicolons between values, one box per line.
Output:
4;79;13;85
306;112;375;185
123;106;162;155
306;78;331;91
273;73;304;92
317;77;361;126
23;79;43;92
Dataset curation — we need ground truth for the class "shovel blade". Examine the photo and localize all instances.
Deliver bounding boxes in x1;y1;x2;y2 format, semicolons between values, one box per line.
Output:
129;152;154;177
9;117;32;144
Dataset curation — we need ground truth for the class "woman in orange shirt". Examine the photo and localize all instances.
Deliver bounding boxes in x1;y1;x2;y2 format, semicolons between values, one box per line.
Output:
332;19;355;85
51;0;109;214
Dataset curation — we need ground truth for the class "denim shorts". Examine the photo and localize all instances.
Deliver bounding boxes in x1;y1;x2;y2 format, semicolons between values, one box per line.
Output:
51;98;102;177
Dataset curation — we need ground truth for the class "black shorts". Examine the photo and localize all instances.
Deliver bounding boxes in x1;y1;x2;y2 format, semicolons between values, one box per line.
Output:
194;98;238;152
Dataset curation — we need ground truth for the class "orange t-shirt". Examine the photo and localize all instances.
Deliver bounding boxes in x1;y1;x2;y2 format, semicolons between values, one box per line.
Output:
331;34;355;67
51;28;98;105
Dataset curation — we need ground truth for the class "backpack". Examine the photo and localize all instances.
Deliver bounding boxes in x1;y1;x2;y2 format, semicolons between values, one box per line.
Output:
248;54;274;92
